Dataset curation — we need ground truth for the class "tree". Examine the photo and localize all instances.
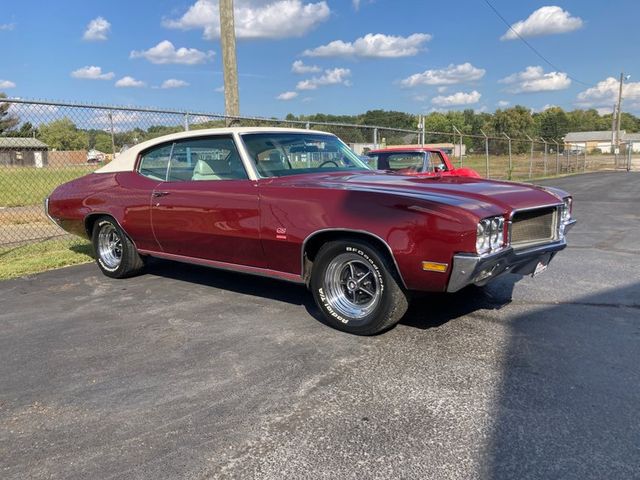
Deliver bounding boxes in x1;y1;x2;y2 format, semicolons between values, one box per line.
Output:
0;93;19;133
535;107;569;142
39;118;88;150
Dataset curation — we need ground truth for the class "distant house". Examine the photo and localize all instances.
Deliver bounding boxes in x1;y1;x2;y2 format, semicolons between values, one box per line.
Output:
87;149;106;163
0;137;49;167
564;131;640;153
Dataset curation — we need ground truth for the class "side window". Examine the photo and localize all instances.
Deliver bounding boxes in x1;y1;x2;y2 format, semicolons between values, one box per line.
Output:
429;152;448;171
365;154;378;169
170;137;248;182
138;144;173;181
386;153;425;172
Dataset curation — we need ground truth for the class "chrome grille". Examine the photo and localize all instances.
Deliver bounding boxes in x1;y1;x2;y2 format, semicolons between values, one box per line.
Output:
511;207;558;248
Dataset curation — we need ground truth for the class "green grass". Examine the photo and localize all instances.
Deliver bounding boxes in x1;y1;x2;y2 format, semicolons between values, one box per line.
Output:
0;238;94;280
0;166;97;207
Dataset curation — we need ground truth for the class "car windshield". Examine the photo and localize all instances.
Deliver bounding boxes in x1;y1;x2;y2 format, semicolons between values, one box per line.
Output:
241;132;371;177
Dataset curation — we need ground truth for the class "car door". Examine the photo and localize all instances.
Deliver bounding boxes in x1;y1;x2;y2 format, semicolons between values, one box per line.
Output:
148;135;266;268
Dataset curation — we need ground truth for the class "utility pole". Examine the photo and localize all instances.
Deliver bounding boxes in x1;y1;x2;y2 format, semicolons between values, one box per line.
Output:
219;0;239;125
615;72;629;150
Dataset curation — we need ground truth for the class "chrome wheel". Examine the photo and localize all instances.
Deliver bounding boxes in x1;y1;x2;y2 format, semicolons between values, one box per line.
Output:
97;223;122;270
323;253;381;320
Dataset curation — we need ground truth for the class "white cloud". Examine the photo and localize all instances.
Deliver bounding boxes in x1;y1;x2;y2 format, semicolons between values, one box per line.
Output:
501;6;583;41
0;79;16;89
352;0;361;10
83;17;111;41
215;86;225;93
497;100;510;107
596;106;613;115
0;23;15;31
577;76;640;109
93;111;144;131
431;90;481;107
500;66;571;93
303;33;431;58
130;40;214;65
296;67;351;90
71;66;115;80
115;76;146;88
163;0;330;39
400;62;485;87
277;91;299;100
292;60;321;74
160;79;190;89
437;86;447;93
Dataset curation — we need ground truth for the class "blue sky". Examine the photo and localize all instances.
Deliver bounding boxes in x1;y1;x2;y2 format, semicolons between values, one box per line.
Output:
2;0;640;117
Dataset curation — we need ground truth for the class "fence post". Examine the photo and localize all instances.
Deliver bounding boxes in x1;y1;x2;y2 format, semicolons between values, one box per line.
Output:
108;111;116;157
184;112;190;131
480;129;489;178
453;126;463;167
305;122;310;130
540;137;548;176
373;127;378;149
553;140;560;175
526;134;534;179
502;133;512;179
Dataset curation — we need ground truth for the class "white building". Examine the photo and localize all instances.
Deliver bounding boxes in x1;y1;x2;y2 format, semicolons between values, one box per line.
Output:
564;131;640;153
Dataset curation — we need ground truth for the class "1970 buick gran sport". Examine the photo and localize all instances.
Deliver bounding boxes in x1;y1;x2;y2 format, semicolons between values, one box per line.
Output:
46;127;575;335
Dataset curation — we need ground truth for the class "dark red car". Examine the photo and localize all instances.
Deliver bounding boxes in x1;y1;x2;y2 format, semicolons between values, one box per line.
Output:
366;145;480;178
46;128;575;335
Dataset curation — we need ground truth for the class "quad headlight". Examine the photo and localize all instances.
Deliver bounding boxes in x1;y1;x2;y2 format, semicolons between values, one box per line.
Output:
560;197;572;224
476;216;506;255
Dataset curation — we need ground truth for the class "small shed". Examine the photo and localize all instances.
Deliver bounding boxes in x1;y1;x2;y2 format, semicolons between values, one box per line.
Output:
0;137;49;167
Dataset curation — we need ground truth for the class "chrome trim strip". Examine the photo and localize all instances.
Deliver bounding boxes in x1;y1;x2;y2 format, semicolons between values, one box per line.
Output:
139;249;305;284
234;132;260;181
83;212;137;246
562;218;577;234
300;228;408;289
43;197;60;226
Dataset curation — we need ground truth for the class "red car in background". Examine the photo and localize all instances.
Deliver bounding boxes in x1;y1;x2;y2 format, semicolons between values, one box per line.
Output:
366;145;481;178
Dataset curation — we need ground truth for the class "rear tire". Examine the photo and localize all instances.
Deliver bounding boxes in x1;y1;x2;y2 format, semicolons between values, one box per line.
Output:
310;239;409;335
91;216;144;279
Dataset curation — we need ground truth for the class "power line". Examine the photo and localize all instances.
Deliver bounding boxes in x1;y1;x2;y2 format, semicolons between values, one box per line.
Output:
482;0;593;88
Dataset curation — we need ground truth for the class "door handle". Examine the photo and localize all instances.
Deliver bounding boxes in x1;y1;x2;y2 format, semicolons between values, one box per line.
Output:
152;191;170;198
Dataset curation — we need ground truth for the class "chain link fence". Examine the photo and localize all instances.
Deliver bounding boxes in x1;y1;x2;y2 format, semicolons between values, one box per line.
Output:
0;98;630;250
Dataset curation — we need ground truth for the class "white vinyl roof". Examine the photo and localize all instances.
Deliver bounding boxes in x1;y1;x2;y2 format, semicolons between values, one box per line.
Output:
96;126;333;173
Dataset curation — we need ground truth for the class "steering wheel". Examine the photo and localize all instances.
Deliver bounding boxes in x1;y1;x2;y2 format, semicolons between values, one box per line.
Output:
318;160;339;168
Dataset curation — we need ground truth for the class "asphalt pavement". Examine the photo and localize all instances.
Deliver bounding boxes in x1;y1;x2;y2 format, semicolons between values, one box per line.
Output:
1;172;639;479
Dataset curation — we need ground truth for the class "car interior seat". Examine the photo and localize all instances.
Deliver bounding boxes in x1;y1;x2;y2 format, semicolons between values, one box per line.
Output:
192;158;231;180
257;151;288;176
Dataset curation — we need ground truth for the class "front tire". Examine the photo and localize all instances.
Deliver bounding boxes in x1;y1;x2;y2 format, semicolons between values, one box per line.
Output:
91;216;144;278
310;240;409;335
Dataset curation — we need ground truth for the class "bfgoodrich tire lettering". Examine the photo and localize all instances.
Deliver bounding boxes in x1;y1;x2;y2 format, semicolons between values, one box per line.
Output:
91;216;144;279
311;239;409;335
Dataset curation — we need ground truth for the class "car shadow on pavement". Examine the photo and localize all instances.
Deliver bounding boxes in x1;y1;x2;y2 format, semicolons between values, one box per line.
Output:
143;257;521;333
483;281;640;479
400;276;518;330
143;257;313;307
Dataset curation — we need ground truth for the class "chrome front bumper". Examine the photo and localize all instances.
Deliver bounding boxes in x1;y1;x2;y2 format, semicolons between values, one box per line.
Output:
447;219;575;292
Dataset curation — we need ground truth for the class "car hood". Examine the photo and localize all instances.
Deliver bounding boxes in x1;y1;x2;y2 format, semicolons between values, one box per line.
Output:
265;171;564;214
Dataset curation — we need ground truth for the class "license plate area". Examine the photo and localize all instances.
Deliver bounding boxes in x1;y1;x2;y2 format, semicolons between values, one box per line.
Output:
532;261;548;277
